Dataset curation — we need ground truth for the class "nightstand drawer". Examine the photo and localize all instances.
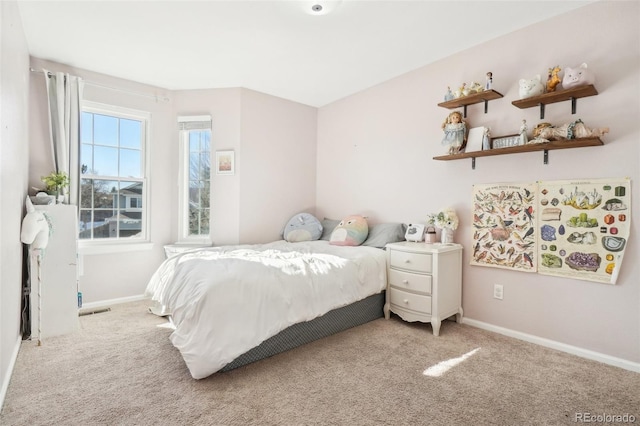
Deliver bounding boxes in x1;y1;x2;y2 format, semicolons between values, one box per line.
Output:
389;269;432;294
389;288;432;314
389;250;432;273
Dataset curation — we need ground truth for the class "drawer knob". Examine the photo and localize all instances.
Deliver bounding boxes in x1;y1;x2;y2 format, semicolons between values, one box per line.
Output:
404;259;411;263
402;279;409;284
403;299;409;304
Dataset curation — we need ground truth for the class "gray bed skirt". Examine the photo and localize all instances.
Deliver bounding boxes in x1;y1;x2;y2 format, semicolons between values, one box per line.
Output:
220;291;385;372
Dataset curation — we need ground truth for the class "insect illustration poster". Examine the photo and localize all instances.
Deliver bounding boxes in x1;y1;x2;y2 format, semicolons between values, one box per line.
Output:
471;183;537;272
537;178;631;284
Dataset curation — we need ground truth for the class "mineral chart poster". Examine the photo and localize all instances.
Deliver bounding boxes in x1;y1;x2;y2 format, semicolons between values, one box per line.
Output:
471;182;537;272
537;178;631;284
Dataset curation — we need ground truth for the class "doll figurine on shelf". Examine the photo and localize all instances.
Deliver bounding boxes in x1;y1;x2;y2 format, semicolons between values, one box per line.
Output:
482;127;492;150
519;119;528;144
444;86;454;101
485;72;493;90
532;119;609;142
442;111;467;154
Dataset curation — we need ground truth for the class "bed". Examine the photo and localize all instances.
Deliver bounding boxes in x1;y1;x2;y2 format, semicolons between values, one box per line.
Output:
145;239;390;379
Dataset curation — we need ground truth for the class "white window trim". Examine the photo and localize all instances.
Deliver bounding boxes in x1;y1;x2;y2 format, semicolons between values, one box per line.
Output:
79;101;152;249
177;115;212;245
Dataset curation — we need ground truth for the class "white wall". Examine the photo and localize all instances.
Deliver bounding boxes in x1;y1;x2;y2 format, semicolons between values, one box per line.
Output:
0;0;30;406
239;89;317;243
316;1;639;364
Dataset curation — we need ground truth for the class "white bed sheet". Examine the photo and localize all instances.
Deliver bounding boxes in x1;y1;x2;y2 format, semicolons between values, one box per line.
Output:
145;240;387;379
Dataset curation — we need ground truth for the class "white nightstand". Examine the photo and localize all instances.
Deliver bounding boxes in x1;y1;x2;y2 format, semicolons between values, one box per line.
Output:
384;241;463;336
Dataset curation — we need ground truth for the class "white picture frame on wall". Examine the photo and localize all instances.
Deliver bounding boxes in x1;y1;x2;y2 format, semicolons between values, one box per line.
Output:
216;150;235;175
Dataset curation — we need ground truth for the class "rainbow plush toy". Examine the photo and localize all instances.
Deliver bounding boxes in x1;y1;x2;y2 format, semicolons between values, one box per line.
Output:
329;215;369;246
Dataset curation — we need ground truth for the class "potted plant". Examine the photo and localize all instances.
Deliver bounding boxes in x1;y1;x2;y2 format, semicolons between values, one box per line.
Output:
426;207;459;244
41;171;70;203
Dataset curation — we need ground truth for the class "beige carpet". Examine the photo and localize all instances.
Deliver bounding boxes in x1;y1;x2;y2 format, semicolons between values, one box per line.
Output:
1;300;638;425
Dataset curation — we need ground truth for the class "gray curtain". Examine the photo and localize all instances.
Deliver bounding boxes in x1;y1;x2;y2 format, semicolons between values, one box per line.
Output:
43;69;84;205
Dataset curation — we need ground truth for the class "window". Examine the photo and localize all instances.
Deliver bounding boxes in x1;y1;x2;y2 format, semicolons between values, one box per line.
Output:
178;116;211;243
79;102;149;243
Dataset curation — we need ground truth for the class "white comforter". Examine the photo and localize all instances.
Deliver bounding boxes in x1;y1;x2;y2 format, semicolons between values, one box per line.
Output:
145;240;387;379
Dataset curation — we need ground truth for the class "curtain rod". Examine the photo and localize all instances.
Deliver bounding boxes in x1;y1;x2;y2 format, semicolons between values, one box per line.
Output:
29;68;170;102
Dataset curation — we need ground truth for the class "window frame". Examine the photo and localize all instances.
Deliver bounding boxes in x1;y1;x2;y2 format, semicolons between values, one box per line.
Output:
177;115;212;245
78;101;151;252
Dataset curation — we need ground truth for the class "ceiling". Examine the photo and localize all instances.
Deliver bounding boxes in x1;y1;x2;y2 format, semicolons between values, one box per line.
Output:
17;1;593;107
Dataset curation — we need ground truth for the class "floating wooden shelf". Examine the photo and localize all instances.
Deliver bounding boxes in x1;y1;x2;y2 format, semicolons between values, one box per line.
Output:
433;137;604;169
437;89;503;117
511;85;598;119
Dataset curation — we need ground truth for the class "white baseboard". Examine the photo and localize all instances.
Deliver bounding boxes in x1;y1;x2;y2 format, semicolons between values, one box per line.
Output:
80;294;149;310
0;335;22;414
462;318;640;374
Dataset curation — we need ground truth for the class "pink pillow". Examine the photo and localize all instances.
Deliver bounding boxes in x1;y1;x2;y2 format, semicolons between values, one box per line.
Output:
329;215;369;246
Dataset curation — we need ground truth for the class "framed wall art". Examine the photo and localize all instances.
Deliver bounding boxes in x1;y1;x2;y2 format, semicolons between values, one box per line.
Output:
216;150;235;175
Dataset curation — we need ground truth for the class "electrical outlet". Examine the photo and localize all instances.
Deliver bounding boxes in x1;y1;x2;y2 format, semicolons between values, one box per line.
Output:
493;284;504;300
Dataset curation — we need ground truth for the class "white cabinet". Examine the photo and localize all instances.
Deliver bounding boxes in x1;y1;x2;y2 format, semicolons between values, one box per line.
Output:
30;205;79;339
384;242;463;336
